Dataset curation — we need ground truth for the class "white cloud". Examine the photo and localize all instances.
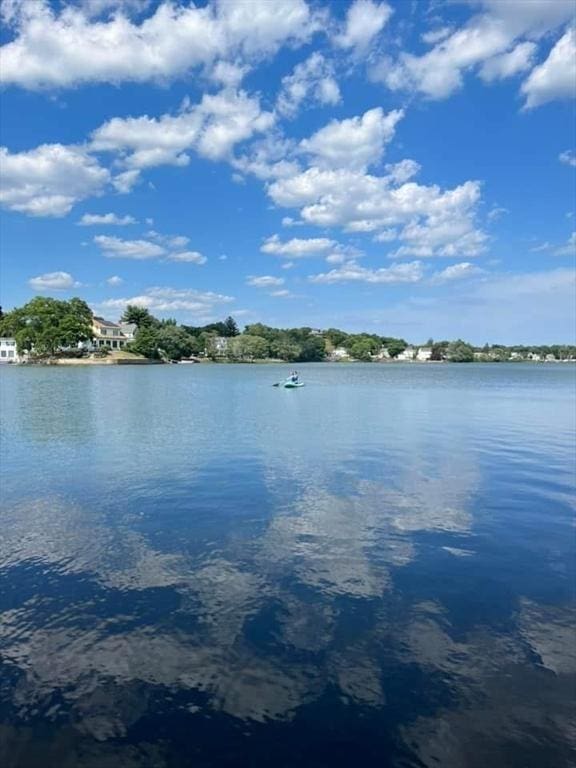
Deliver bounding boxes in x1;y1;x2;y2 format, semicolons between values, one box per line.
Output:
94;235;166;259
555;231;576;256
384;159;420;184
281;261;295;269
559;149;576;167
99;286;234;314
112;169;141;193
300;107;403;171
0;0;319;89
247;275;285;288
479;41;536;82
91;89;274;168
106;275;124;286
335;0;392;51
29;271;80;291
431;262;485;283
522;28;576;109
78;212;136;226
268;167;486;256
276;52;340;117
261;234;336;258
271;289;293;297
0;143;109;217
372;2;575;101
231;132;300;181
166;251;207;264
309;260;424;284
94;232;206;263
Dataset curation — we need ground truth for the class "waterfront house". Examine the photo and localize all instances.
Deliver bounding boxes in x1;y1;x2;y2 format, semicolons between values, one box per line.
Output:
416;347;433;361
528;352;542;361
213;336;229;357
396;347;416;361
329;346;351;361
91;317;137;349
374;347;391;360
0;337;19;363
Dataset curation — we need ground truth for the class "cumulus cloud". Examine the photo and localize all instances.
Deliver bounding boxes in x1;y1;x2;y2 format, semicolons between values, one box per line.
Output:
300;107;403;171
479;41;536;82
91;89;274;168
309;260;424;284
78;212;136;226
276;52;340;118
231;132;300;181
94;235;166;260
0;143;109;217
106;275;124;286
559;149;576;167
372;1;574;102
0;0;319;89
28;271;80;291
268;167;486;257
261;234;336;258
431;262;485;283
99;286;234;314
522;28;576;109
246;275;285;288
335;0;392;51
94;233;206;263
167;251;207;264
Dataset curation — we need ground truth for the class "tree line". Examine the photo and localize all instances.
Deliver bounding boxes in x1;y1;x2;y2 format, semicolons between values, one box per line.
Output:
0;297;574;362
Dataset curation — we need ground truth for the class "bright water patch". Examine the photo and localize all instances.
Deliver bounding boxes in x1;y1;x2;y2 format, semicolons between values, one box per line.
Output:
1;364;575;767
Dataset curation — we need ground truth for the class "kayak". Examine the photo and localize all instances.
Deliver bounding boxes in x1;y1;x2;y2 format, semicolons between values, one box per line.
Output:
284;382;305;388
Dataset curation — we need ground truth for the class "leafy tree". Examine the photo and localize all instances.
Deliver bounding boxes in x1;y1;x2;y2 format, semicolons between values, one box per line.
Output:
121;305;157;328
271;339;301;361
348;338;374;361
228;334;270;361
431;341;449;361
446;339;475;362
156;325;196;360
297;335;326;362
0;296;92;355
128;327;161;359
381;337;407;358
323;328;348;348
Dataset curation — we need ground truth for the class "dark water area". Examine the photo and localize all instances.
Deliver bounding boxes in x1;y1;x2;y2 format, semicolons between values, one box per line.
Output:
0;363;575;768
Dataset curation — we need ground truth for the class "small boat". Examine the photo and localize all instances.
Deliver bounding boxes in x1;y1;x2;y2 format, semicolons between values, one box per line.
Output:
283;381;305;388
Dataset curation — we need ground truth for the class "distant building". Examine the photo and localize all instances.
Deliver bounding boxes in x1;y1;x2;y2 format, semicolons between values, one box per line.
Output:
545;354;556;362
213;336;229;356
510;352;524;360
0;337;19;363
528;352;542;361
374;347;390;360
416;347;433;361
329;347;350;361
396;347;416;361
91;317;137;349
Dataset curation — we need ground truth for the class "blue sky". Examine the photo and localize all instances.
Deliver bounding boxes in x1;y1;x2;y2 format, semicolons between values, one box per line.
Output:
1;0;575;344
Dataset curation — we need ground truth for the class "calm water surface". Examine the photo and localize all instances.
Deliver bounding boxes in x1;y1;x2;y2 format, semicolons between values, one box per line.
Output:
1;363;575;767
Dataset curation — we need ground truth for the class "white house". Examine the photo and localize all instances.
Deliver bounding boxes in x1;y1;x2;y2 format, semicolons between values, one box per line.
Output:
396;347;416;361
416;347;433;361
0;337;19;363
374;347;390;360
329;346;350;361
91;317;137;349
212;336;229;356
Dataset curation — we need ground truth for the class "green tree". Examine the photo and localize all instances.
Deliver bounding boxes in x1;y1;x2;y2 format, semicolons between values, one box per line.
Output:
271;339;301;361
228;334;270;361
446;339;475;362
431;341;449;361
0;296;92;356
297;335;326;362
121;305;157;328
348;338;374;361
128;327;161;359
323;328;348;348
223;316;240;337
381;337;407;358
155;326;196;360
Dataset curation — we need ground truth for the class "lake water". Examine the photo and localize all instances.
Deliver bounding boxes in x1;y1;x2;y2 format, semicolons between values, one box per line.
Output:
1;363;575;768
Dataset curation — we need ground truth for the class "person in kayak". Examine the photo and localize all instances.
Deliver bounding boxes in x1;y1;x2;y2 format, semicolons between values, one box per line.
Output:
288;370;299;383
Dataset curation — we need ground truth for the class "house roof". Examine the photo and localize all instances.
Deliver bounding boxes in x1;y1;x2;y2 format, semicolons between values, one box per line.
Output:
93;316;121;328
